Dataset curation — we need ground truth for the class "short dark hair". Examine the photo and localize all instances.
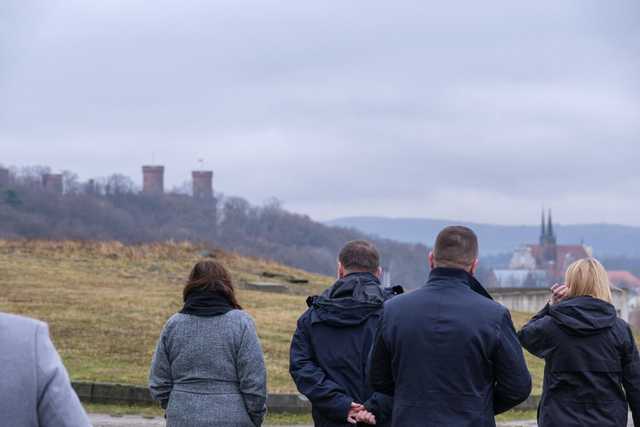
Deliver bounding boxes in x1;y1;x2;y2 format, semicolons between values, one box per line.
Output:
339;240;380;273
433;226;478;269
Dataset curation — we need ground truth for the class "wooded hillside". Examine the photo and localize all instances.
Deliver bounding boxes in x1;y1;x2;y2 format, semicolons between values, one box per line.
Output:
0;168;428;288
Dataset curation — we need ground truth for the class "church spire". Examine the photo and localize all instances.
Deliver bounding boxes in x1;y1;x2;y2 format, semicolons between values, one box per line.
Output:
540;208;546;245
540;208;557;263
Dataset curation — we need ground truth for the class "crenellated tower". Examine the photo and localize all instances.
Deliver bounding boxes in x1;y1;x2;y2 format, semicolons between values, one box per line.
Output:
192;170;214;200
142;166;165;195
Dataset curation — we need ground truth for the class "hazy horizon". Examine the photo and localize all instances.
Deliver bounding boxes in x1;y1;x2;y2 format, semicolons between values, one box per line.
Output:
327;215;640;229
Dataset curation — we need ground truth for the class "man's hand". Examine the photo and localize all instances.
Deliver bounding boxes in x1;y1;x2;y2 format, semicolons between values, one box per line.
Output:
347;403;365;424
355;409;377;425
550;283;568;305
347;402;377;425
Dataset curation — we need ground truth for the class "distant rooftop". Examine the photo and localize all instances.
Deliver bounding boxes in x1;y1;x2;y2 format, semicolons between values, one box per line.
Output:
608;271;640;289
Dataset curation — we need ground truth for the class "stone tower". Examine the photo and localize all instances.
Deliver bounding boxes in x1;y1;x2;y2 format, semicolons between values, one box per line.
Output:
142;166;164;195
0;167;9;187
192;170;214;199
42;173;64;194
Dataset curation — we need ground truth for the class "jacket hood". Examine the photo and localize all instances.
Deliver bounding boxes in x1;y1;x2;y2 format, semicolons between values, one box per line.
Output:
549;296;617;336
308;272;396;327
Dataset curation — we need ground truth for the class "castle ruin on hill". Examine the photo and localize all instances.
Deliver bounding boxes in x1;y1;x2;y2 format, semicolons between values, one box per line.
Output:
0;164;214;199
141;165;214;199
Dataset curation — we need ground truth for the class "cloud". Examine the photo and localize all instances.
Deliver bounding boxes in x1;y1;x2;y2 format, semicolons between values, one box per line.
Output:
1;0;639;225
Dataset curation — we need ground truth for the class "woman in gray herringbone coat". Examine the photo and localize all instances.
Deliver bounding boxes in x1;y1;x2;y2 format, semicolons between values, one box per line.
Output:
149;260;267;427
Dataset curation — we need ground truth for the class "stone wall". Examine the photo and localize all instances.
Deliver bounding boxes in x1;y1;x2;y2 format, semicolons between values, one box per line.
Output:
490;287;629;321
42;173;64;194
70;381;540;412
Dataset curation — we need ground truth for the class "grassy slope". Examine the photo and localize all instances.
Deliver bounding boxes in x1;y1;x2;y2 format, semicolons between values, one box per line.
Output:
0;240;545;394
0;240;331;392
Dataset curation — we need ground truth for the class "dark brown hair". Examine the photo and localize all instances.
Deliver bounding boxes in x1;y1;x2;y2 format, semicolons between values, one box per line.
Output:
433;226;479;269
183;260;242;309
338;240;380;273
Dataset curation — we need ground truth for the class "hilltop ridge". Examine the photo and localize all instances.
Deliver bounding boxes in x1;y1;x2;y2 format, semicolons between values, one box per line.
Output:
0;174;428;288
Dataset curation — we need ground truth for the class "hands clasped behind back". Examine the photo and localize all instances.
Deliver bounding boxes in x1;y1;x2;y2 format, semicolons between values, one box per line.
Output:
347;402;377;425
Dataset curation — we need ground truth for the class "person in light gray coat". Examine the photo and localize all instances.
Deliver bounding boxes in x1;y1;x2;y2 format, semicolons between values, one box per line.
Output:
149;260;267;427
0;312;92;427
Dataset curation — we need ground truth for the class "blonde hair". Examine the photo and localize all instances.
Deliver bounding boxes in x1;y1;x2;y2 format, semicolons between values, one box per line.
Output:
565;258;612;303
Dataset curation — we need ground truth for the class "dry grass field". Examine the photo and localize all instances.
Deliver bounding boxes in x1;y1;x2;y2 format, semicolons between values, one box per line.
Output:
0;240;545;394
0;240;332;392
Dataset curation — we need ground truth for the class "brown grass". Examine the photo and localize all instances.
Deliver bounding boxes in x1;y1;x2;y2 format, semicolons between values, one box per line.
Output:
0;240;331;392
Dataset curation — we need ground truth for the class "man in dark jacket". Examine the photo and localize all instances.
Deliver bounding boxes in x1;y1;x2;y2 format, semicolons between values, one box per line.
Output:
290;240;402;426
369;226;532;427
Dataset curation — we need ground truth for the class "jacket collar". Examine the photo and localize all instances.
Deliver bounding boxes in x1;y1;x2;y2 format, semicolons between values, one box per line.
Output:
427;267;493;300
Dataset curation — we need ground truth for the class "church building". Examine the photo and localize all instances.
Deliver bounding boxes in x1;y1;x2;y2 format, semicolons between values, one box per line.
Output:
492;210;592;288
512;210;592;280
489;211;634;321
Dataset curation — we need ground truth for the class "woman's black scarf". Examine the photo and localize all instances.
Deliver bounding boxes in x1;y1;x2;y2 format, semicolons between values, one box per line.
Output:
180;288;234;317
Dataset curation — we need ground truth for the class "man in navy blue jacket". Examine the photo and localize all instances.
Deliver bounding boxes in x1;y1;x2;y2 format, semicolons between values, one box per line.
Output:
290;240;402;426
369;226;532;427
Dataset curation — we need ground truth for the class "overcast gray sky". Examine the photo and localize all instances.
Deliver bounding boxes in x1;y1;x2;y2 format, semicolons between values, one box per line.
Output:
2;1;639;225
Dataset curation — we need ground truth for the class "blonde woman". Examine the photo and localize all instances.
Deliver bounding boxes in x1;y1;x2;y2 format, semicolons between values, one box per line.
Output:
518;258;640;427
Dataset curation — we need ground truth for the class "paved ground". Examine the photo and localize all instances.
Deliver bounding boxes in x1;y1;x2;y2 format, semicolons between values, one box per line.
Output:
89;413;538;427
89;414;633;427
90;414;164;427
89;415;311;427
90;414;311;427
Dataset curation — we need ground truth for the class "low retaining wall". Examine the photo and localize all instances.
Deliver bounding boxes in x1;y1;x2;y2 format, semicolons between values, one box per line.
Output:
73;382;154;405
71;382;539;412
490;288;550;314
490;286;630;321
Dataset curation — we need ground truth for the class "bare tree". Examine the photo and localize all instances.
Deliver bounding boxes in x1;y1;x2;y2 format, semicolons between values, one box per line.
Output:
62;170;81;194
17;165;51;188
169;180;192;196
104;174;135;196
